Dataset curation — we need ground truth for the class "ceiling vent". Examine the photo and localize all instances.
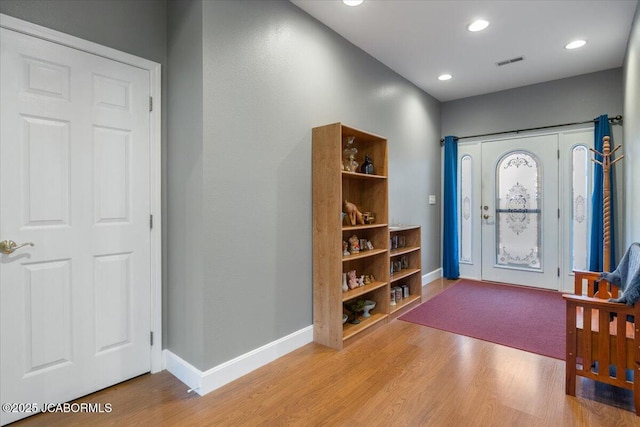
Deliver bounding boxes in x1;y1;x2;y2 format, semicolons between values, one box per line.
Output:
496;56;524;66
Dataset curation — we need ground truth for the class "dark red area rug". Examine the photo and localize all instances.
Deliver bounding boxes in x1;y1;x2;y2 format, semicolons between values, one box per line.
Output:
399;279;565;360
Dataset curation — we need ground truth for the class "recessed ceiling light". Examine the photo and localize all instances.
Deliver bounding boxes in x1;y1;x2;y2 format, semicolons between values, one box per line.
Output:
468;19;490;32
565;40;587;50
438;74;453;81
343;0;364;6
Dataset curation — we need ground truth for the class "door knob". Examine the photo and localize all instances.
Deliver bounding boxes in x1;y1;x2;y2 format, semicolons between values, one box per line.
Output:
0;240;35;254
483;214;490;219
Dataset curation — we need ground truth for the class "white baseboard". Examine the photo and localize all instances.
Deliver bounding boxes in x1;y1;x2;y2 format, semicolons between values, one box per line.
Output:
164;270;442;396
163;349;203;394
422;268;442;286
163;325;314;396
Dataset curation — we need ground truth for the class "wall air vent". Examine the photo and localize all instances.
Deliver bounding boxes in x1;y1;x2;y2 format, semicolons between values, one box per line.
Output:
496;56;524;66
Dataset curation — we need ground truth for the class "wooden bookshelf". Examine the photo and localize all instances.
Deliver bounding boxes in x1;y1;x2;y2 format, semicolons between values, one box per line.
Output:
312;123;389;350
389;226;422;316
313;124;423;349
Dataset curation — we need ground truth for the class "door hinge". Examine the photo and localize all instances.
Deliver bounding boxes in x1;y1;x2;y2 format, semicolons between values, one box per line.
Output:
558;268;560;277
149;96;153;112
557;149;560;159
150;214;153;229
558;208;560;219
150;331;154;346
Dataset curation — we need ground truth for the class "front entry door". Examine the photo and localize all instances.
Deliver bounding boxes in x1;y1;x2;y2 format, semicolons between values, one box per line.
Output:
480;135;559;289
1;27;151;425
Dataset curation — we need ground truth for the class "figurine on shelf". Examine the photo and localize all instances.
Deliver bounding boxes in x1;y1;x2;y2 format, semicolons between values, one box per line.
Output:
348;235;360;253
343;136;358;172
401;255;409;269
358;275;364;286
342;200;364;226
360;154;374;174
363;212;376;224
342;241;350;256
347;270;359;290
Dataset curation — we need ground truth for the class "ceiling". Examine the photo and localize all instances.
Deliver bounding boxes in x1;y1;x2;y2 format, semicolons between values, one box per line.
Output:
290;0;638;102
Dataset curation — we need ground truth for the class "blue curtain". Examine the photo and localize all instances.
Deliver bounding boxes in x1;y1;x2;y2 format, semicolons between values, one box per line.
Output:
589;115;615;271
443;136;459;279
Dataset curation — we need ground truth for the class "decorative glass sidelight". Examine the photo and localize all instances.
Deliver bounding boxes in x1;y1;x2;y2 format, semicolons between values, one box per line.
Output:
460;155;473;263
571;145;589;270
495;151;542;269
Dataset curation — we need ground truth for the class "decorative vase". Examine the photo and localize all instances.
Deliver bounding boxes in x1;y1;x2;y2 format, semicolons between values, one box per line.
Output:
360;154;374;174
361;300;376;318
342;273;348;292
345;300;365;324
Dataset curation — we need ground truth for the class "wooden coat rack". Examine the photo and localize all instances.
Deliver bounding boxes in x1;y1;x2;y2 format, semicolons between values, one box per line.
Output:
591;135;624;273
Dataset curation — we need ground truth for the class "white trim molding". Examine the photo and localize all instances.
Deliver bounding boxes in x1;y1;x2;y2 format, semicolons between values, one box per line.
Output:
163;326;314;396
0;13;163;374
422;268;443;287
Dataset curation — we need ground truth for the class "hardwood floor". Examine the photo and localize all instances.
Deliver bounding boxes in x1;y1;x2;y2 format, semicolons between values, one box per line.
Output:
12;279;637;426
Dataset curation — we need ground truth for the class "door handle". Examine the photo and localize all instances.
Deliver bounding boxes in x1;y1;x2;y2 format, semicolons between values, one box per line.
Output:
483;214;490;220
0;240;35;254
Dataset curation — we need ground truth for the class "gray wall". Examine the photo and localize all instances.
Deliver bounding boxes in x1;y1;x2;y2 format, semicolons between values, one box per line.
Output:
166;0;205;369
0;0;166;64
623;4;640;246
441;68;623;137
197;0;440;368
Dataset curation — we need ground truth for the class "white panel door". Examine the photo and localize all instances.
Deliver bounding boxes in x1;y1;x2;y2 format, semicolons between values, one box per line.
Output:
480;135;559;289
1;28;151;425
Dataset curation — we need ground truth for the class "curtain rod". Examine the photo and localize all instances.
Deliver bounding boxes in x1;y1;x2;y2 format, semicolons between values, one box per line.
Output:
439;114;623;145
